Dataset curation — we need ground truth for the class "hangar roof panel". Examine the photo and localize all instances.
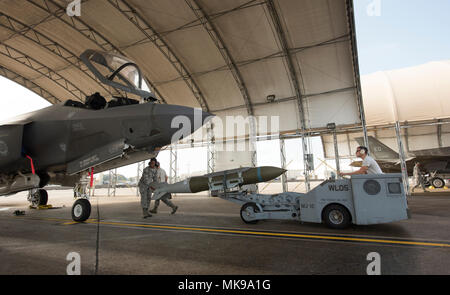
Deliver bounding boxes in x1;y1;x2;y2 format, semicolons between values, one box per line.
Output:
0;0;365;138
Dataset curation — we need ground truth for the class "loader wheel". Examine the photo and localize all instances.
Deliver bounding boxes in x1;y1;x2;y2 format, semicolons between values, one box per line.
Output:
240;203;260;224
322;204;351;229
71;199;91;222
431;177;445;189
38;189;48;206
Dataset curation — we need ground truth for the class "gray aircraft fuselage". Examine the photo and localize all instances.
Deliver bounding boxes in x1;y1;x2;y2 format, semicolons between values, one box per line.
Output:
0;102;210;191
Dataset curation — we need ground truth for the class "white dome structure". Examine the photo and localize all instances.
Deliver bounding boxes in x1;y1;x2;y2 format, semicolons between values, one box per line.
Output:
361;61;450;126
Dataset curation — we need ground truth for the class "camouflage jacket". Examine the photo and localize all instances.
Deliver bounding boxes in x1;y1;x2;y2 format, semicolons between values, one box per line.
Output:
139;166;157;186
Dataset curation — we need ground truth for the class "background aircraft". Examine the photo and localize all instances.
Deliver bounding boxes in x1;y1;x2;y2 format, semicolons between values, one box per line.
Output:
351;136;450;188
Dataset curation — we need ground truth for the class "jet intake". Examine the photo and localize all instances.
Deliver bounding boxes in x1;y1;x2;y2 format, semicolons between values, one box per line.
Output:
0;173;40;196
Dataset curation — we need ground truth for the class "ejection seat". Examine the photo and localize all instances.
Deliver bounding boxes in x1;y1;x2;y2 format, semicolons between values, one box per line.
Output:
85;92;107;110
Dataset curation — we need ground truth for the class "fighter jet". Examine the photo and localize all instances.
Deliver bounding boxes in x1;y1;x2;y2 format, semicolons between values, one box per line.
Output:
0;49;212;221
351;136;450;187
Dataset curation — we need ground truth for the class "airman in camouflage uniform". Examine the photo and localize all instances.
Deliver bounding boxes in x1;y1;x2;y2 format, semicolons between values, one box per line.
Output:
139;158;157;218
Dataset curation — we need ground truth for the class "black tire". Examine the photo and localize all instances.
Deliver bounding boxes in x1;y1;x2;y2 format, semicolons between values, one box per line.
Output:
71;199;91;222
322;204;351;229
240;202;260;224
38;189;48;206
431;177;445;189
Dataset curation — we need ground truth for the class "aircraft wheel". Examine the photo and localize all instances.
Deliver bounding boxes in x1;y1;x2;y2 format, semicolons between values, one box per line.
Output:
240;202;260;224
38;189;48;206
72;199;91;222
322;204;351;229
431;177;445;189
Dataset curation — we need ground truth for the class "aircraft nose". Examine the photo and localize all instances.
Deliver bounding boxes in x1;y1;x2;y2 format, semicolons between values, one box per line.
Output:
153;104;214;142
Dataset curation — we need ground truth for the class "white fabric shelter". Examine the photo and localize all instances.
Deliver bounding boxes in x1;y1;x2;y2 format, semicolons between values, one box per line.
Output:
362;61;450;126
322;60;450;159
0;0;364;139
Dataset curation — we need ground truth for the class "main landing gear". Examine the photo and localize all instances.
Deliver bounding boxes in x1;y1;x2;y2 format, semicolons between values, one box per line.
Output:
71;174;92;222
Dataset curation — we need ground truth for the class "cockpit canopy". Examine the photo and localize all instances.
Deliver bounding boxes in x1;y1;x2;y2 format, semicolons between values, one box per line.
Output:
80;49;156;101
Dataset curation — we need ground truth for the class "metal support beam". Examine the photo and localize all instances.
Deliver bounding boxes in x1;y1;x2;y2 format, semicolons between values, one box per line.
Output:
404;122;410;153
26;0;167;103
154;35;350;89
332;127;341;176
206;122;216;197
107;0;209;111
346;0;369;150
107;169;118;197
185;0;254;116
279;139;288;192
395;122;410;197
0;13;117;98
206;122;216;174
122;0;267;50
437;119;443;148
0;66;60;104
169;146;178;184
266;0;311;191
0;42;86;102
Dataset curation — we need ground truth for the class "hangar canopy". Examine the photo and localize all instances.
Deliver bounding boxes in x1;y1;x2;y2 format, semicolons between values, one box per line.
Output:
0;0;365;139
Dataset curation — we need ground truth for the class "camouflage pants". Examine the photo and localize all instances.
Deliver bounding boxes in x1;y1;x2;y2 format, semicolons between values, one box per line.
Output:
412;176;427;191
139;184;152;209
153;193;176;210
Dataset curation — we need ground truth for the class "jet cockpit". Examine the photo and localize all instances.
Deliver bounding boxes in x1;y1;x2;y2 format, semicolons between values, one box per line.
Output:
64;49;157;110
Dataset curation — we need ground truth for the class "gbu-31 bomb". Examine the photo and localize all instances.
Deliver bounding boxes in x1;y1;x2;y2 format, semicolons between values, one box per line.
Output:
152;166;286;200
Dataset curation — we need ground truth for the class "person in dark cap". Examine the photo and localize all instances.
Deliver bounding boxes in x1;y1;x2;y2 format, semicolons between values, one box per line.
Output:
138;158;157;218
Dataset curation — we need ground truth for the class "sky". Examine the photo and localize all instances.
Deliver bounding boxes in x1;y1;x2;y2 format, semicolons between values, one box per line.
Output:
0;1;449;177
354;0;450;74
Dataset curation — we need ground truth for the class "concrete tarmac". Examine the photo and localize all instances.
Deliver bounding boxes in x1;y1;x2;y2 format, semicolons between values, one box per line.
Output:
0;188;449;275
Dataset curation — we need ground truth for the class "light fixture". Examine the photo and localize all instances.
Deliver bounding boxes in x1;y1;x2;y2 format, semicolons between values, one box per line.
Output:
266;94;276;103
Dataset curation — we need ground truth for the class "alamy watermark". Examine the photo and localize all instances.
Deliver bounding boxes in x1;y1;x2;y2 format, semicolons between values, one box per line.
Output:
171;108;280;152
366;252;381;275
66;252;81;275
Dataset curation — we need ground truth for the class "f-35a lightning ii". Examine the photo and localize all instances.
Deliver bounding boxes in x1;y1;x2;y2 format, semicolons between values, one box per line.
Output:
352;136;450;188
0;49;212;221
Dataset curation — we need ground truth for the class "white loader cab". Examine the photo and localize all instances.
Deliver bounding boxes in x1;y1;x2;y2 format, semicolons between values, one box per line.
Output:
219;173;410;229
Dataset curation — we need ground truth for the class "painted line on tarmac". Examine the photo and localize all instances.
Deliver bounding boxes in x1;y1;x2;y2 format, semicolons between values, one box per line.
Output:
77;219;450;248
12;216;450;248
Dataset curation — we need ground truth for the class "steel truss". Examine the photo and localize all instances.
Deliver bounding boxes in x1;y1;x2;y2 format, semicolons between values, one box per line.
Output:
25;0;167;103
265;0;311;191
0;12;117;98
0;42;86;102
107;0;209;111
185;0;254;116
0;65;60;104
